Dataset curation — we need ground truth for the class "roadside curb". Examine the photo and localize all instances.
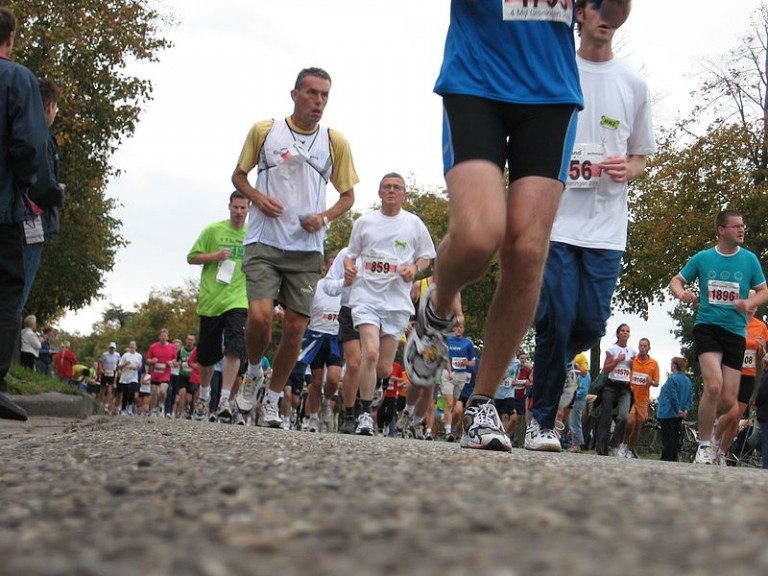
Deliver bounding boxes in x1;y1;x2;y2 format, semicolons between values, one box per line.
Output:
11;392;99;419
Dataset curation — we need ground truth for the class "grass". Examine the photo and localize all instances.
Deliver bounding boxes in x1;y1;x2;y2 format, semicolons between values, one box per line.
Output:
7;364;82;395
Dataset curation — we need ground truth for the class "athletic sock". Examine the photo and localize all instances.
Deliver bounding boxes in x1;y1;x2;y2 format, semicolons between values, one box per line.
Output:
248;362;264;379
265;388;280;405
445;424;452;435
344;406;356;420
220;389;230;401
361;400;372;414
199;386;210;401
405;404;415;415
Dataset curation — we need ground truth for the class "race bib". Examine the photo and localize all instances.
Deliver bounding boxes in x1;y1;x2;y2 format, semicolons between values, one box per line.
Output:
707;279;739;307
154;363;166;373
743;349;757;369
567;143;604;189
502;0;572;25
322;310;339;323
451;357;466;370
631;371;649;386
139;384;151;394
216;259;235;284
362;256;399;278
610;364;631;382
104;370;114;377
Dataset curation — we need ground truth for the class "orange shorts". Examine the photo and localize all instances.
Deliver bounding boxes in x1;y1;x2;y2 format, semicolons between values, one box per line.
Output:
629;400;649;422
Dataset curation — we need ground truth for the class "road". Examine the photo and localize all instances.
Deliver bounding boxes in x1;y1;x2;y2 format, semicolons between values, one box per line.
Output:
1;416;767;576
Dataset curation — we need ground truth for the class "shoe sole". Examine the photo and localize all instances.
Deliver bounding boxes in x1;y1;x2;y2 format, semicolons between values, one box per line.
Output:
460;437;512;452
524;442;562;452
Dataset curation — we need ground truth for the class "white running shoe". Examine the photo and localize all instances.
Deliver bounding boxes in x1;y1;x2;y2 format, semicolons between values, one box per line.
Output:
524;418;562;452
306;414;321;433
403;285;453;387
215;398;232;423
233;410;246;426
355;412;375;436
694;444;718;465
460;401;512;452
616;444;628;458
260;400;282;428
236;371;264;412
281;416;292;430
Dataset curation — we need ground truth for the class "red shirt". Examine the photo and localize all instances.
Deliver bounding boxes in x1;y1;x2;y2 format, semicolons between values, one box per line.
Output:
385;362;404;398
146;341;177;383
54;348;77;378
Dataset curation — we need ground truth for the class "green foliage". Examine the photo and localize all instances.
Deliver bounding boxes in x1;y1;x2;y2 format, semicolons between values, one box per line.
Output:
7;0;173;322
7;364;80;395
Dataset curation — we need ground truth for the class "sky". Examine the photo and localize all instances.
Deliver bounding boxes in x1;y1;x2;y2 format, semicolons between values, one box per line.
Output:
57;0;767;383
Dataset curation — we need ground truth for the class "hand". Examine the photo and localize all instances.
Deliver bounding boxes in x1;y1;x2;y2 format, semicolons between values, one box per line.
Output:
255;194;284;218
735;299;750;313
299;213;324;233
343;262;358;286
598;155;630;183
398;264;418;283
678;289;697;304
216;248;231;261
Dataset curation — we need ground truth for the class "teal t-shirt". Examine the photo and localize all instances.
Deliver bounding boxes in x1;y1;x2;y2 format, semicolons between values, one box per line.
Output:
188;220;247;317
679;246;766;336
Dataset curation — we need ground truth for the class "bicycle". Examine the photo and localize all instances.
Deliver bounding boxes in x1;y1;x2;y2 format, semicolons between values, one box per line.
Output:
635;399;662;457
678;421;699;463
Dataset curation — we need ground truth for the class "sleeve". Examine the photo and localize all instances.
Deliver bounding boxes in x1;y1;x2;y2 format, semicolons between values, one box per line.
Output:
346;220;363;260
323;249;347;296
678;252;700;284
236;120;274;174
328;129;359;194
414;220;437;261
8;67;48;193
627;78;657;156
750;253;766;288
187;224;212;260
29;133;64;208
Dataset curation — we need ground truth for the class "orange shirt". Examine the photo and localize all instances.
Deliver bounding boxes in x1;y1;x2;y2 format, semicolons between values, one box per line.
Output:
630;355;660;403
742;316;768;376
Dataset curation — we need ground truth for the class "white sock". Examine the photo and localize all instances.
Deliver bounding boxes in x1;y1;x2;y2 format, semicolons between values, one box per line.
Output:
248;362;264;379
220;389;230;401
199;386;210;401
265;388;281;405
445;424;452;434
405;404;415;415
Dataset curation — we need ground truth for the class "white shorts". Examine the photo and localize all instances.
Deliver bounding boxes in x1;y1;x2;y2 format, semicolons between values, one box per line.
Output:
440;371;471;397
351;303;411;339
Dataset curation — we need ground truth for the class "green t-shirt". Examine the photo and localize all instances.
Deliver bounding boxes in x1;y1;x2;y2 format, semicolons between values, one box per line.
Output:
188;220;247;317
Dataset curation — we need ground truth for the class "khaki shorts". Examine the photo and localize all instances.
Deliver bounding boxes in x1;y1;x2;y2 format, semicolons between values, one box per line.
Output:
440;371;471;398
243;243;323;317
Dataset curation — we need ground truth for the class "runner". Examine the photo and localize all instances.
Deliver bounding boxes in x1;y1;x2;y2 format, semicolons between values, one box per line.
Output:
345;172;435;436
669;209;768;464
621;338;660;458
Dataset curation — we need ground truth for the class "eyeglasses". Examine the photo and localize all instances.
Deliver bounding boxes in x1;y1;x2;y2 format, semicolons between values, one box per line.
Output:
381;184;404;191
722;224;746;230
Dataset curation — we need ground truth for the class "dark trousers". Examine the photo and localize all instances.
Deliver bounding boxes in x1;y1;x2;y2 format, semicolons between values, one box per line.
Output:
595;382;631;455
659;417;683;462
0;223;25;384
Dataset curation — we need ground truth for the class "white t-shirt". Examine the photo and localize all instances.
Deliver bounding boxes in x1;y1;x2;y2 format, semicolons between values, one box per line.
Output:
346;209;436;316
605;343;636;383
119;352;143;384
308;278;342;334
551;55;656;251
99;351;121;375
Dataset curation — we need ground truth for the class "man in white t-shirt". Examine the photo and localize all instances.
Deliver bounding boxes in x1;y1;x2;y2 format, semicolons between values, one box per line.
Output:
526;0;656;452
98;342;121;413
344;172;436;435
117;341;143;415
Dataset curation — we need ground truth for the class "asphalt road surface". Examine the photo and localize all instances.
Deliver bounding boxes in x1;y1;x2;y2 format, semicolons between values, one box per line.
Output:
1;416;767;576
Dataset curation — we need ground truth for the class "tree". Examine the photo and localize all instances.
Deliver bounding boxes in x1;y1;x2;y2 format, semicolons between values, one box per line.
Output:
7;0;173;322
617;3;768;319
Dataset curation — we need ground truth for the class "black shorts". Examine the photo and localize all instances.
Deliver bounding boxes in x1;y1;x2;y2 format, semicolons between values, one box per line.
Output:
441;94;578;182
693;324;746;371
739;375;756;405
396;395;406;412
496;397;525;416
197;308;247;366
287;366;310;396
100;375;116;387
309;338;344;370
116;382;134;397
337;306;359;344
175;374;193;395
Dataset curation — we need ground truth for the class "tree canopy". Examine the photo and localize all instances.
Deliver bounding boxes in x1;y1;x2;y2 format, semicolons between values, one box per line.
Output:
7;0;173;322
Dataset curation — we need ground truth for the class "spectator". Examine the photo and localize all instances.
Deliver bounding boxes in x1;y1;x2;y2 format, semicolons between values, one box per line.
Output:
657;357;694;462
53;340;77;384
35;325;54;375
19;314;41;370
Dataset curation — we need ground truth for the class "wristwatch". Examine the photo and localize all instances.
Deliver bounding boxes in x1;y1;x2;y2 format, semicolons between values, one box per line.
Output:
322;215;330;227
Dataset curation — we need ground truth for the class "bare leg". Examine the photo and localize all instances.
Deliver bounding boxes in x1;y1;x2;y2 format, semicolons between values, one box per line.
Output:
697;351;725;442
